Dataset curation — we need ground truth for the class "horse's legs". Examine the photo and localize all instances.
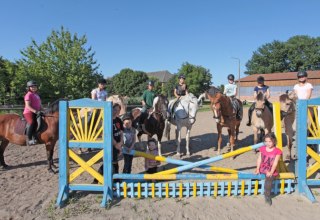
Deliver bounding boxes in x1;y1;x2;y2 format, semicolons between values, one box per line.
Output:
0;139;9;168
176;126;181;156
157;135;163;156
217;124;222;155
284;119;294;160
46;143;56;173
229;127;236;156
253;127;259;144
235;122;240;141
185;126;191;156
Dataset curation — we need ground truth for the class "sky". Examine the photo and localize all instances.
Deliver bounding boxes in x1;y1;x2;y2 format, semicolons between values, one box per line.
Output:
1;0;320;86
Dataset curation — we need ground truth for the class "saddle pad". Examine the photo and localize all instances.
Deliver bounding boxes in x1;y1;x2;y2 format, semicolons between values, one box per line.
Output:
14;118;27;135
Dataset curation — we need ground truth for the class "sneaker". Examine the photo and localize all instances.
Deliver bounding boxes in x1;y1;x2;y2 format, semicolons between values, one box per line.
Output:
28;140;36;145
264;195;272;206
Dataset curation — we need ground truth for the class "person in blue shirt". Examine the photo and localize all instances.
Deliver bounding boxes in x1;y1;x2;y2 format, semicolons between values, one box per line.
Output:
246;76;272;126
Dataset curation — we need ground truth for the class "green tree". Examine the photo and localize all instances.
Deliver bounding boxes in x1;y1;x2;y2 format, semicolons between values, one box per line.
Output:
0;57;18;104
245;35;320;75
111;68;149;97
13;26;102;101
177;62;212;96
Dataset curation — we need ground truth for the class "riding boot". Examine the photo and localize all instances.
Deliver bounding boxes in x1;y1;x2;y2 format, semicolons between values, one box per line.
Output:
26;124;36;146
246;103;255;126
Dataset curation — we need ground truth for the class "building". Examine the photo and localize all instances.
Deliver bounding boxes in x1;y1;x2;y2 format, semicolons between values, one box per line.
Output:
146;70;173;87
237;70;320;102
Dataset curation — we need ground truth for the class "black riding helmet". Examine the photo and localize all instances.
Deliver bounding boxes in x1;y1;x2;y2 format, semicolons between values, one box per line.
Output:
178;74;186;79
27;80;37;87
228;74;235;81
297;71;308;78
257;76;265;84
148;80;154;86
98;78;107;84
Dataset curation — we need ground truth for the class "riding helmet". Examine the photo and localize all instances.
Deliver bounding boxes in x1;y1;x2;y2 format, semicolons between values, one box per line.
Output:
257;76;265;83
27;80;37;87
178;74;186;79
122;113;132;121
227;74;235;80
297;71;308;78
98;78;107;84
148;80;155;86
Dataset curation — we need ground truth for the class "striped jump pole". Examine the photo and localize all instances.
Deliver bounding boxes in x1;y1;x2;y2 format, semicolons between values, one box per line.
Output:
156;142;264;175
123;149;240;174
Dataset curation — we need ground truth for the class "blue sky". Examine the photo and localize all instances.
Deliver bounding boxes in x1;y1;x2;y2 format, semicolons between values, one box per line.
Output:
1;0;320;86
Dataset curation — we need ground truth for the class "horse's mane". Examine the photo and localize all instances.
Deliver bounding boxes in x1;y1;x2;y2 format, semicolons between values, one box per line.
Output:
45;98;66;114
207;87;221;97
256;92;264;102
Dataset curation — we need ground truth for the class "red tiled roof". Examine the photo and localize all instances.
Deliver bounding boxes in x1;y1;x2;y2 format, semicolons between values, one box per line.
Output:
238;70;320;82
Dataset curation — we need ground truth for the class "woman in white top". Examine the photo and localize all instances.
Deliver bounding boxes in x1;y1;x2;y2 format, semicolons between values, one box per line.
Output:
293;71;313;100
91;79;108;101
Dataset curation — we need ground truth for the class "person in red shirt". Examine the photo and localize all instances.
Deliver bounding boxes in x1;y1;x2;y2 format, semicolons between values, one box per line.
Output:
255;133;282;205
23;80;42;146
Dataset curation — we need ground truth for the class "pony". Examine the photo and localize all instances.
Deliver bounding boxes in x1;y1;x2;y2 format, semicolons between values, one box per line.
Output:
251;92;273;145
107;95;128;116
131;95;169;155
0;99;61;172
165;93;199;156
279;91;296;160
206;87;243;155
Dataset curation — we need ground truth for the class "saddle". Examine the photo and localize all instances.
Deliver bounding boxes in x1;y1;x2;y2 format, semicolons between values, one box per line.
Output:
14;115;45;136
230;97;242;120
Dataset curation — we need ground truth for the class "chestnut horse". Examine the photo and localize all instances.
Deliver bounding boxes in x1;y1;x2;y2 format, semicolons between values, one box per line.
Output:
131;95;169;155
207;87;243;155
279;91;297;160
0;99;61;172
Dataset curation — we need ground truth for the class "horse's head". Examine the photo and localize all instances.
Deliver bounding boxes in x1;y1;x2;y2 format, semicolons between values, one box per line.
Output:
254;92;266;117
279;91;296;116
179;93;199;124
207;87;224;122
153;95;169;120
107;95;127;116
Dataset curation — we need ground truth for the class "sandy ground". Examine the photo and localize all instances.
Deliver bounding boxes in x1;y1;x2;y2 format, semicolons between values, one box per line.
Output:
1;107;320;220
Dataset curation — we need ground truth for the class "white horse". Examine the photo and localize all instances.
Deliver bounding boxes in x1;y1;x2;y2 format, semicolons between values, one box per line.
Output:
165;93;200;156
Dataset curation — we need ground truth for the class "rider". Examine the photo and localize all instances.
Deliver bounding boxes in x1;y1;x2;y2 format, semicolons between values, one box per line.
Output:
91;78;108;101
293;71;313;100
246;76;272;126
223;74;239;122
23;80;42;146
169;74;189;120
139;80;156;133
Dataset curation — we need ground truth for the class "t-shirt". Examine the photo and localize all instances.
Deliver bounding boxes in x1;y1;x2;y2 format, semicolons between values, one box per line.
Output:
23;91;41;114
259;146;282;176
254;85;269;94
142;89;156;108
175;84;188;96
113;117;123;143
293;83;313;100
145;148;160;169
91;88;108;101
224;83;237;97
123;127;136;148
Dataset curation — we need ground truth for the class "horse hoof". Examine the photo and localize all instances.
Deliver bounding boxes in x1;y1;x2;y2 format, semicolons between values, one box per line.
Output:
176;153;181;157
186;153;190;157
0;164;9;170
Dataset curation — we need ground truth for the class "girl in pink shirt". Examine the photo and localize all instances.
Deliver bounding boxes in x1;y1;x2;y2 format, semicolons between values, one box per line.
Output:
23;80;42;146
255;133;282;205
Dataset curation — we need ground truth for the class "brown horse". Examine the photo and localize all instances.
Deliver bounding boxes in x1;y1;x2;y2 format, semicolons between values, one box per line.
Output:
131;95;169;155
207;87;243;155
251;92;273;144
0;99;61;172
107;95;128;116
279;91;296;160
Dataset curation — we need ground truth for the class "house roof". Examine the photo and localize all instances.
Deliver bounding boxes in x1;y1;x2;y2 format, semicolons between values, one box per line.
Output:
238;70;320;82
146;70;173;83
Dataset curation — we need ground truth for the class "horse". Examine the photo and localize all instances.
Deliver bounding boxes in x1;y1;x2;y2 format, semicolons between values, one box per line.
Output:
206;87;243;155
107;95;128;116
165;93;199;156
0;99;61;172
131;94;169;156
251;92;273;145
279;91;296;160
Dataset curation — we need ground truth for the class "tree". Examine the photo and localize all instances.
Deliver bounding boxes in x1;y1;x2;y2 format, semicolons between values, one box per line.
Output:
111;68;149;97
13;26;102;101
245;35;320;75
176;62;212;96
0;57;18;104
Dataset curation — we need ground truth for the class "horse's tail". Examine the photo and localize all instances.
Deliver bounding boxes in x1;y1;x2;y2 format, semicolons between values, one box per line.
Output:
164;119;171;140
